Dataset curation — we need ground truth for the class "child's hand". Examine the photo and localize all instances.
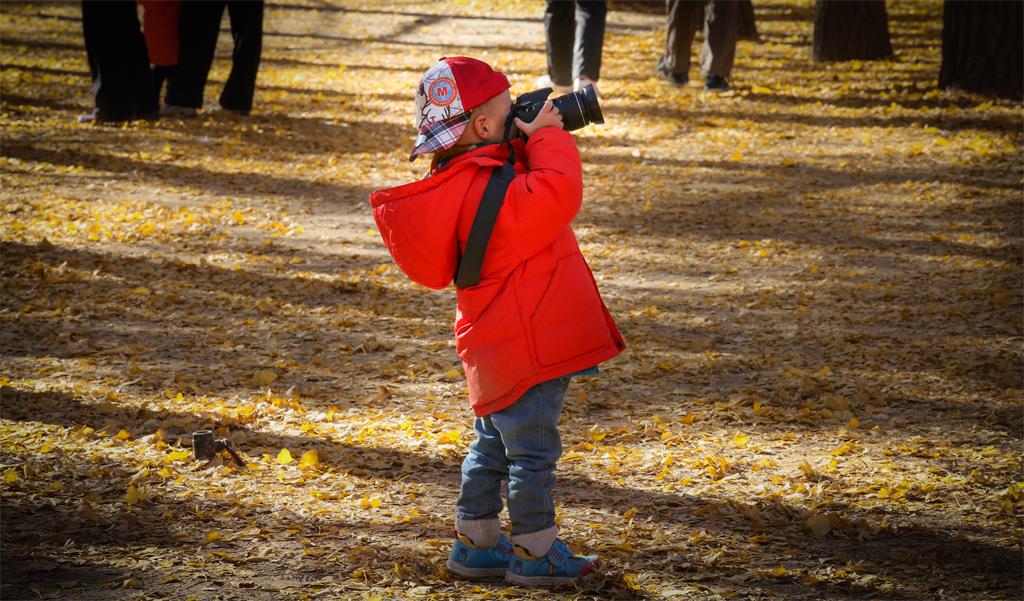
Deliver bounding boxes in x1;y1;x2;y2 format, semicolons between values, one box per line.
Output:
514;100;563;137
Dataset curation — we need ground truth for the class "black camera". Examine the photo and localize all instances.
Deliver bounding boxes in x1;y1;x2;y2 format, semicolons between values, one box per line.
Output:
509;84;604;134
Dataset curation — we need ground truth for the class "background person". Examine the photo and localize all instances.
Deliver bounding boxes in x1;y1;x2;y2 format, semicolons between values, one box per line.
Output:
657;0;738;91
164;0;264;116
539;0;606;94
79;0;157;123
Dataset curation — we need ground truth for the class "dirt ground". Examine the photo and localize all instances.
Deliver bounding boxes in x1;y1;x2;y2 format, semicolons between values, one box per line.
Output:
1;1;1021;600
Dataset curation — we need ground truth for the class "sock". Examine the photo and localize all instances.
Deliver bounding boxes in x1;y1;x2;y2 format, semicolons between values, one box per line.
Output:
454;517;501;548
510;524;558;558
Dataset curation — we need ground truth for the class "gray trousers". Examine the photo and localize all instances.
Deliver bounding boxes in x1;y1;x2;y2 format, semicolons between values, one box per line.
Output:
663;0;738;78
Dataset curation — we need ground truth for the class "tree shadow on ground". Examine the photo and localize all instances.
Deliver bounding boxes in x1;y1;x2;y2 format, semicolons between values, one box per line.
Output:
621;98;1021;133
2;142;374;204
2;387;1019;600
0;239;450;404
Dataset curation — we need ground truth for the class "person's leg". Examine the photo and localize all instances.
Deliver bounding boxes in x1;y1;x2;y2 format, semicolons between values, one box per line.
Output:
700;0;738;79
219;0;264;113
152;65;168;101
493;378;569;555
663;0;703;75
447;414;514;579
455;415;509;547
81;1;155;121
166;0;224;109
572;1;606;82
495;377;600;585
544;0;575;88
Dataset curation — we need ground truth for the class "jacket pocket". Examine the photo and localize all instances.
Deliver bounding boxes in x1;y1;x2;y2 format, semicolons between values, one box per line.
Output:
456;278;532;403
531;254;611;367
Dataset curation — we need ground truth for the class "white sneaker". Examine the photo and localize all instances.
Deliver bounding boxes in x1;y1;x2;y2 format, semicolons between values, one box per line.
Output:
574;76;600;97
535;74;571;96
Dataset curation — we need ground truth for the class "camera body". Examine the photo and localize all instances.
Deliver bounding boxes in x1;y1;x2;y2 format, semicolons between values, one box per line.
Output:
508;84;604;136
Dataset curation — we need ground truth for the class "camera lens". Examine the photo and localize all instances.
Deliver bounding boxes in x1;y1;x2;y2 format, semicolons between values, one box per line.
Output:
551;84;604;132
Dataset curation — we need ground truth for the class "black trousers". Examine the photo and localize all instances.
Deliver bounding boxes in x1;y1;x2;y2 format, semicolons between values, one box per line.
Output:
81;0;157;121
544;0;606;86
167;0;263;112
664;0;737;78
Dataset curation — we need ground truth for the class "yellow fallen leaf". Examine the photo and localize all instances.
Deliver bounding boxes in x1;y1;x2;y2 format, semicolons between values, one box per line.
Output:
815;365;831;378
276;448;294;464
588;426;608;442
299;449;320;468
126;485;140;505
3;468;19;484
680;413;694;425
360;495;382;509
830;441;860;456
732;433;749;446
207;531;220;543
848;416;859;429
751;84;773;94
771;566;788;577
806;514;831;536
622;507;638;521
437;429;461;445
443;368;461;379
165;449;191;463
113;429;131;441
730;151;744;162
253;369;277;387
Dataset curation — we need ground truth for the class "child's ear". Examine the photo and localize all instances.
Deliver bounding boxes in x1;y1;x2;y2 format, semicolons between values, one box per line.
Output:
472;115;487;138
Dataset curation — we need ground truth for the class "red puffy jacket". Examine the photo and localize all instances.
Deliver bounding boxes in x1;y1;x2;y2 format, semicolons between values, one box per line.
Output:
369;128;625;416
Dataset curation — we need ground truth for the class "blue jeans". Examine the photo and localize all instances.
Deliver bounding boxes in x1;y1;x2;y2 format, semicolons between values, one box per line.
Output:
456;376;572;536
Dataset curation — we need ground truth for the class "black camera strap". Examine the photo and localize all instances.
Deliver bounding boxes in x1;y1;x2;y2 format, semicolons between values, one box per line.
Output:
454;143;516;289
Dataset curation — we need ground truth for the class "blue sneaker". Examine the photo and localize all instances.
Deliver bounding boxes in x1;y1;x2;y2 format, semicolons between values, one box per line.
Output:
506;539;601;587
446;532;513;580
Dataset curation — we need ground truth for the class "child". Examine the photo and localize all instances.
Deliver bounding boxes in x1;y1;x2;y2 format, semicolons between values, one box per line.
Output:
369;57;625;586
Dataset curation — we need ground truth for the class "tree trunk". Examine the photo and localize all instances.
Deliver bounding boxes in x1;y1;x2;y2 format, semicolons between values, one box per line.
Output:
813;0;893;61
939;0;1023;99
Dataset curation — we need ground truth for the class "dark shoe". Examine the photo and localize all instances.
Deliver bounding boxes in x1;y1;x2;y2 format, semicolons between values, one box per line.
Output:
705;75;729;92
218;106;251;116
159;104;197;118
656;57;688;86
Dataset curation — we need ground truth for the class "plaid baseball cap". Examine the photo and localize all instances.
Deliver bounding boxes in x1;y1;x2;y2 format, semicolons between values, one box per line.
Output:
409;57;510;161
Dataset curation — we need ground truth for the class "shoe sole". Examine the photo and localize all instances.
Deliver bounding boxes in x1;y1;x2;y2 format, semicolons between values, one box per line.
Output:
504;557;601;587
445;559;507;580
504;571;581;587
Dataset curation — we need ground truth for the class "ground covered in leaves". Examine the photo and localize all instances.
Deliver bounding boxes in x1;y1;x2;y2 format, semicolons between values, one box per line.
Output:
1;1;1022;599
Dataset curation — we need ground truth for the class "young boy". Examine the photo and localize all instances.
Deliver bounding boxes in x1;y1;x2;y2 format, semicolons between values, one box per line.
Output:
369;57;625;586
